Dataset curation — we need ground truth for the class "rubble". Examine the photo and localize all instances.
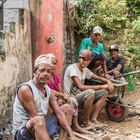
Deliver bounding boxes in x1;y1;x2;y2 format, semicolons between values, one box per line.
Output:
1;87;140;140
0;123;12;140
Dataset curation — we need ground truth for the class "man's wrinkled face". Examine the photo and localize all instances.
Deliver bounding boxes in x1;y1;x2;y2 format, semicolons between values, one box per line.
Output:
109;50;119;59
92;33;102;42
78;57;91;68
33;63;51;84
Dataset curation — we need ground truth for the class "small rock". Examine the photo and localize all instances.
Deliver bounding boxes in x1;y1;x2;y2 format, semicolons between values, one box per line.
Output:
138;124;140;128
124;132;134;136
138;117;140;120
134;100;140;114
111;136;121;140
114;129;120;134
125;135;137;140
95;130;103;134
102;135;111;140
135;133;140;138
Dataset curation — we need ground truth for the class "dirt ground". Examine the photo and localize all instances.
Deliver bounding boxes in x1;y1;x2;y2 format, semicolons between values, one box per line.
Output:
77;85;140;140
2;86;140;140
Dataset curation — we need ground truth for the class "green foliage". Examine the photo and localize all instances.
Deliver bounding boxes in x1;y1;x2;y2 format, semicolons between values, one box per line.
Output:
74;0;140;72
93;0;126;30
125;0;140;19
122;28;140;72
132;18;140;33
75;0;102;35
75;0;127;35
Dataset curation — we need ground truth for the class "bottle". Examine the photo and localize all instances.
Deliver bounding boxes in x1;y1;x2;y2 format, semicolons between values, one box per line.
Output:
127;75;134;91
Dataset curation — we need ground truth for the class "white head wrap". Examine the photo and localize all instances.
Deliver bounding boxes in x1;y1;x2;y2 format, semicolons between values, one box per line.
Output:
34;54;51;69
34;53;57;69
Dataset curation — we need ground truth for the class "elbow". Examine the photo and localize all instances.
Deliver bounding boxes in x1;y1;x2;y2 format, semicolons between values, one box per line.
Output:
78;85;86;91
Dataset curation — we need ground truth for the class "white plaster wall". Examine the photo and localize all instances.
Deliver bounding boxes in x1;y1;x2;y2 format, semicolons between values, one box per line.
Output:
0;0;32;126
4;0;29;10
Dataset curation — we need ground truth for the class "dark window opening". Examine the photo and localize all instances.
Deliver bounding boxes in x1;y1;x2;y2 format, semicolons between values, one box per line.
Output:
0;0;3;30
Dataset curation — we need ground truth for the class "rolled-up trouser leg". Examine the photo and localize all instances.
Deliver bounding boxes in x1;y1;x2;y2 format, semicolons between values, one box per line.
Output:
76;89;95;108
75;89;95;126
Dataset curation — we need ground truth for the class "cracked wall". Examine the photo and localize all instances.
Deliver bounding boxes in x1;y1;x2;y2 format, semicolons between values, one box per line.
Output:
0;0;32;126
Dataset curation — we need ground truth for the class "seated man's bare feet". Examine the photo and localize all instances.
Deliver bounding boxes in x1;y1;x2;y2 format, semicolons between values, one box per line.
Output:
72;126;89;134
83;121;93;127
82;121;94;130
90;120;108;127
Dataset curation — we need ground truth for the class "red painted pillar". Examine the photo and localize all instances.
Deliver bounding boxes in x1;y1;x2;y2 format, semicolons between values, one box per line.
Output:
34;0;63;78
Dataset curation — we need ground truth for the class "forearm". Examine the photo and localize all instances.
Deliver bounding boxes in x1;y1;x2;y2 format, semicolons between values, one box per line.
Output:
50;95;74;137
102;62;107;75
107;64;122;74
78;84;106;91
56;111;73;137
58;84;63;93
92;74;109;83
52;89;64;98
107;68;119;74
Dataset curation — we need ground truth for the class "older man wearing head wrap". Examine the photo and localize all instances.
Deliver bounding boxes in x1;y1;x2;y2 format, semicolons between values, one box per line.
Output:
12;54;77;140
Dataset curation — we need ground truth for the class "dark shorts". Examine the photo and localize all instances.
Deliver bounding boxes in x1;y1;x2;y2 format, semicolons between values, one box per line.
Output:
14;113;59;140
76;89;95;108
15;126;34;140
76;89;108;109
94;89;108;103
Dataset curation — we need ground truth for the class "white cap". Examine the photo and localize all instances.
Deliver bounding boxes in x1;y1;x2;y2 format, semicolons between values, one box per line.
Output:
93;26;103;35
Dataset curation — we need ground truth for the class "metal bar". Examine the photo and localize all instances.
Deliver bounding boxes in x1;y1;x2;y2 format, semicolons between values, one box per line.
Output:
117;70;140;78
107;100;140;109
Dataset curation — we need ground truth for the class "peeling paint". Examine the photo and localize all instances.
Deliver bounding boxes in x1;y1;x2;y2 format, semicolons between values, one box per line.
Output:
33;0;63;78
0;56;19;90
4;9;19;23
0;8;32;124
48;12;53;22
4;0;30;10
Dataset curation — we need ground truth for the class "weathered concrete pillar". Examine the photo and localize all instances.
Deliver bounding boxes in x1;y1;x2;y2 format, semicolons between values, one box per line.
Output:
29;0;64;78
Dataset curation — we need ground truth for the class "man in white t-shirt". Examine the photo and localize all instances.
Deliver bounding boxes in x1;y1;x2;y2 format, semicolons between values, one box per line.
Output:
63;49;114;127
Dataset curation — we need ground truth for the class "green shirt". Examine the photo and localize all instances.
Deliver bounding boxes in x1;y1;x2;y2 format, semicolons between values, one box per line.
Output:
75;38;104;62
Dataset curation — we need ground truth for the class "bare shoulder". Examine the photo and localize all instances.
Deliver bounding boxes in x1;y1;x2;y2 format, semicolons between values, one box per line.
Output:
18;85;33;102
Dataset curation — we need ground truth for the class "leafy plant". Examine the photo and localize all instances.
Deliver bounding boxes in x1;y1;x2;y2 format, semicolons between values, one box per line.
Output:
74;0;140;72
